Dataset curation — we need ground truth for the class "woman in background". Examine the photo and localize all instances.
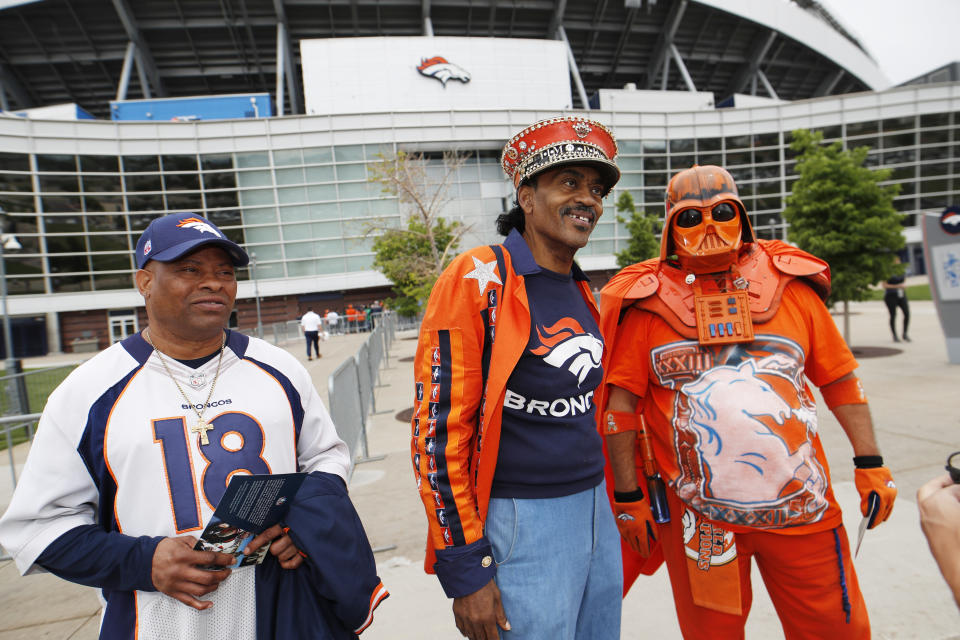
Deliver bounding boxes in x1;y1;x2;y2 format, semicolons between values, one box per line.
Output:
882;255;910;342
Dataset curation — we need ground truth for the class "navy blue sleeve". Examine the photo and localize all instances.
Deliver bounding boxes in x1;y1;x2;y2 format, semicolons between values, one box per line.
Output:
284;472;388;631
35;524;163;592
433;538;497;598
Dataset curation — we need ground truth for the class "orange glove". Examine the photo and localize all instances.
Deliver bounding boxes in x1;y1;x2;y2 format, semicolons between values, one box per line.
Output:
854;465;897;529
613;489;658;557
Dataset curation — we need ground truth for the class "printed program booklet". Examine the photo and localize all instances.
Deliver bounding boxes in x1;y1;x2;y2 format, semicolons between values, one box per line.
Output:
193;472;306;569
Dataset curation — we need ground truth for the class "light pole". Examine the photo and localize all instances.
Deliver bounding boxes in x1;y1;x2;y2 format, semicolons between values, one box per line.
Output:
250;251;263;339
0;207;23;413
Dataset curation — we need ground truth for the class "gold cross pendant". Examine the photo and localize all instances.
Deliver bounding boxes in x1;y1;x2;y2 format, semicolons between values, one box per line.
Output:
191;419;214;446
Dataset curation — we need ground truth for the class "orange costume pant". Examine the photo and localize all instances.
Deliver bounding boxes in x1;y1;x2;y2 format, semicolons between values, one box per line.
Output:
658;492;870;640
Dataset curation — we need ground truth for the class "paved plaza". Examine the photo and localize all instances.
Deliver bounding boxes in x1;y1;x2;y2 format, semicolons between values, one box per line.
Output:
1;299;958;639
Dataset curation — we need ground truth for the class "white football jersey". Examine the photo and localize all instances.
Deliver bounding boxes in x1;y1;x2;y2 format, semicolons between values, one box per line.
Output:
0;331;351;640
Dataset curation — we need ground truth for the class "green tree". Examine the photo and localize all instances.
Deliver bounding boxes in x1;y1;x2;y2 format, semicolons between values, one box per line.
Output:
371;217;462;316
367;150;470;316
783;129;904;343
614;191;661;268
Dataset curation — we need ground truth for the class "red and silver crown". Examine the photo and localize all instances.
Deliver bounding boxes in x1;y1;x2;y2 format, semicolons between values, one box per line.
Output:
501;116;620;194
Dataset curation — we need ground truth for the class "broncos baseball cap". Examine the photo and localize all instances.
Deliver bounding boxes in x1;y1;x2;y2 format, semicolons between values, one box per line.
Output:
501;116;620;196
135;213;249;269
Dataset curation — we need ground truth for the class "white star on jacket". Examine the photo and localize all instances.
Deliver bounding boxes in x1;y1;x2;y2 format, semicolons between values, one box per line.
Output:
463;256;502;294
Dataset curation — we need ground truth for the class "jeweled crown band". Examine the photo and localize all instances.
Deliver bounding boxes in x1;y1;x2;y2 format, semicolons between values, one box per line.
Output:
514;142;611;185
501;116;620;194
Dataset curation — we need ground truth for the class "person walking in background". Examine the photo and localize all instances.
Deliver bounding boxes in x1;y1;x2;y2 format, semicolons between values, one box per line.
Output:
411;116;624;640
0;212;386;639
301;306;323;360
882;254;910;343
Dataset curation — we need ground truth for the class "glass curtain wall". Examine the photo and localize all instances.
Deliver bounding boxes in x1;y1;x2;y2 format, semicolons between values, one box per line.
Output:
0;111;956;296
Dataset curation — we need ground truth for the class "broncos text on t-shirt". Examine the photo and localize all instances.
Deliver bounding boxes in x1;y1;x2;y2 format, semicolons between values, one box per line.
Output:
493;267;606;498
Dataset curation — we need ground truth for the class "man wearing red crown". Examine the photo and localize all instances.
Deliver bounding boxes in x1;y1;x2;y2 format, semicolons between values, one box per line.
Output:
411;117;623;640
597;165;898;638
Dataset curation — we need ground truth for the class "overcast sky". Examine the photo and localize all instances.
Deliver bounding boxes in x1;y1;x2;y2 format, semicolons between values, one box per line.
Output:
819;0;960;85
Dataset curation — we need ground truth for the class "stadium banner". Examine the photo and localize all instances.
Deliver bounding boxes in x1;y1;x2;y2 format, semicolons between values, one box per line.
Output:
301;36;571;115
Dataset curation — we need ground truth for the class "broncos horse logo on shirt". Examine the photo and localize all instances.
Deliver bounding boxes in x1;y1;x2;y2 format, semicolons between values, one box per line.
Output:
177;216;222;237
530;318;603;385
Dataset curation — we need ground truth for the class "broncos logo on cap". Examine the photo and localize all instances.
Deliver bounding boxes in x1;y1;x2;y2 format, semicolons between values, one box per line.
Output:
417;56;471;87
530;318;603;385
177;217;222;238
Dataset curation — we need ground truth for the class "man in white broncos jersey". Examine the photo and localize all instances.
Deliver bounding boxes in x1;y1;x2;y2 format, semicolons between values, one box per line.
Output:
0;213;386;640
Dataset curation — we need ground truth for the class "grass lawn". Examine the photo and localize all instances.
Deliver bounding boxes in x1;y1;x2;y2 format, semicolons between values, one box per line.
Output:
865;282;931;301
0;364;77;451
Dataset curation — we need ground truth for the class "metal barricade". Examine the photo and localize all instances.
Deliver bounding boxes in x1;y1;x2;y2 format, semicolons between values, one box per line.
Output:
0;363;76;417
1;412;42;487
326;358;365;481
356;342;373;419
367;327;384;389
0;412;41;561
269;320;302;346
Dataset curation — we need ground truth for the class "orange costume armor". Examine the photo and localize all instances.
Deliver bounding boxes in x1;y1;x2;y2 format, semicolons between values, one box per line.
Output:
598;166;890;639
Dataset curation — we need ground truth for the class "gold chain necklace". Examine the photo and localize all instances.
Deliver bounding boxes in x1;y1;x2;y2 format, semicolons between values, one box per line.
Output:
144;329;226;446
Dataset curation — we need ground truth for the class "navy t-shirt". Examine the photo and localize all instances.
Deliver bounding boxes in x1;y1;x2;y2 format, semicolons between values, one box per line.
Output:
491;262;606;499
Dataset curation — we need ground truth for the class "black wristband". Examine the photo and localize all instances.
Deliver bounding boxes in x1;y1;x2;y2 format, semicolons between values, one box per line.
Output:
853;455;884;469
614;488;646;502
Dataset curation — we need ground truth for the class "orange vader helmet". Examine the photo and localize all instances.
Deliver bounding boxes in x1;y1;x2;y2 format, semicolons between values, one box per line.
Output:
662;165;754;273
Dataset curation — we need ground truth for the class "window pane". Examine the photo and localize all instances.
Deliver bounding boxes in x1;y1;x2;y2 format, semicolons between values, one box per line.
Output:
51;274;92;292
36;154;76;172
164;173;200;191
161;155;197;172
203;172;237;190
39;174;80;192
239;188;275;207
0;173;33;192
93;273;133;290
307;184;338;202
276;167;305;185
274;149;302;166
91;252;132;270
79;155;120;173
82;174;122;192
236;170;272;188
127;194;163;211
305;165;334;183
205;190;239;208
0;153;30;172
0;194;37;214
87;214;128;233
207;209;243;229
41;196;82;212
236;152;269;169
122;155;160;173
166;192;204;211
334;145;364;162
201;154;233;171
84;195;125;213
125;174;163;192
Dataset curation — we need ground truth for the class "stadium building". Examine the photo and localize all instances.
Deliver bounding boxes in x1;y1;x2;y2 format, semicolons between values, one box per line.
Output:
0;0;956;356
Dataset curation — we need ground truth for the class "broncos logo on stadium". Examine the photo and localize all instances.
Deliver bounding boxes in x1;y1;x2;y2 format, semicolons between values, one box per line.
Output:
177;217;222;237
417;56;471;87
530;318;603;385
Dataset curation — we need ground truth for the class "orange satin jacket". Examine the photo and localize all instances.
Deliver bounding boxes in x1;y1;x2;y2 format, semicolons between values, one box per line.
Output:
410;230;600;597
